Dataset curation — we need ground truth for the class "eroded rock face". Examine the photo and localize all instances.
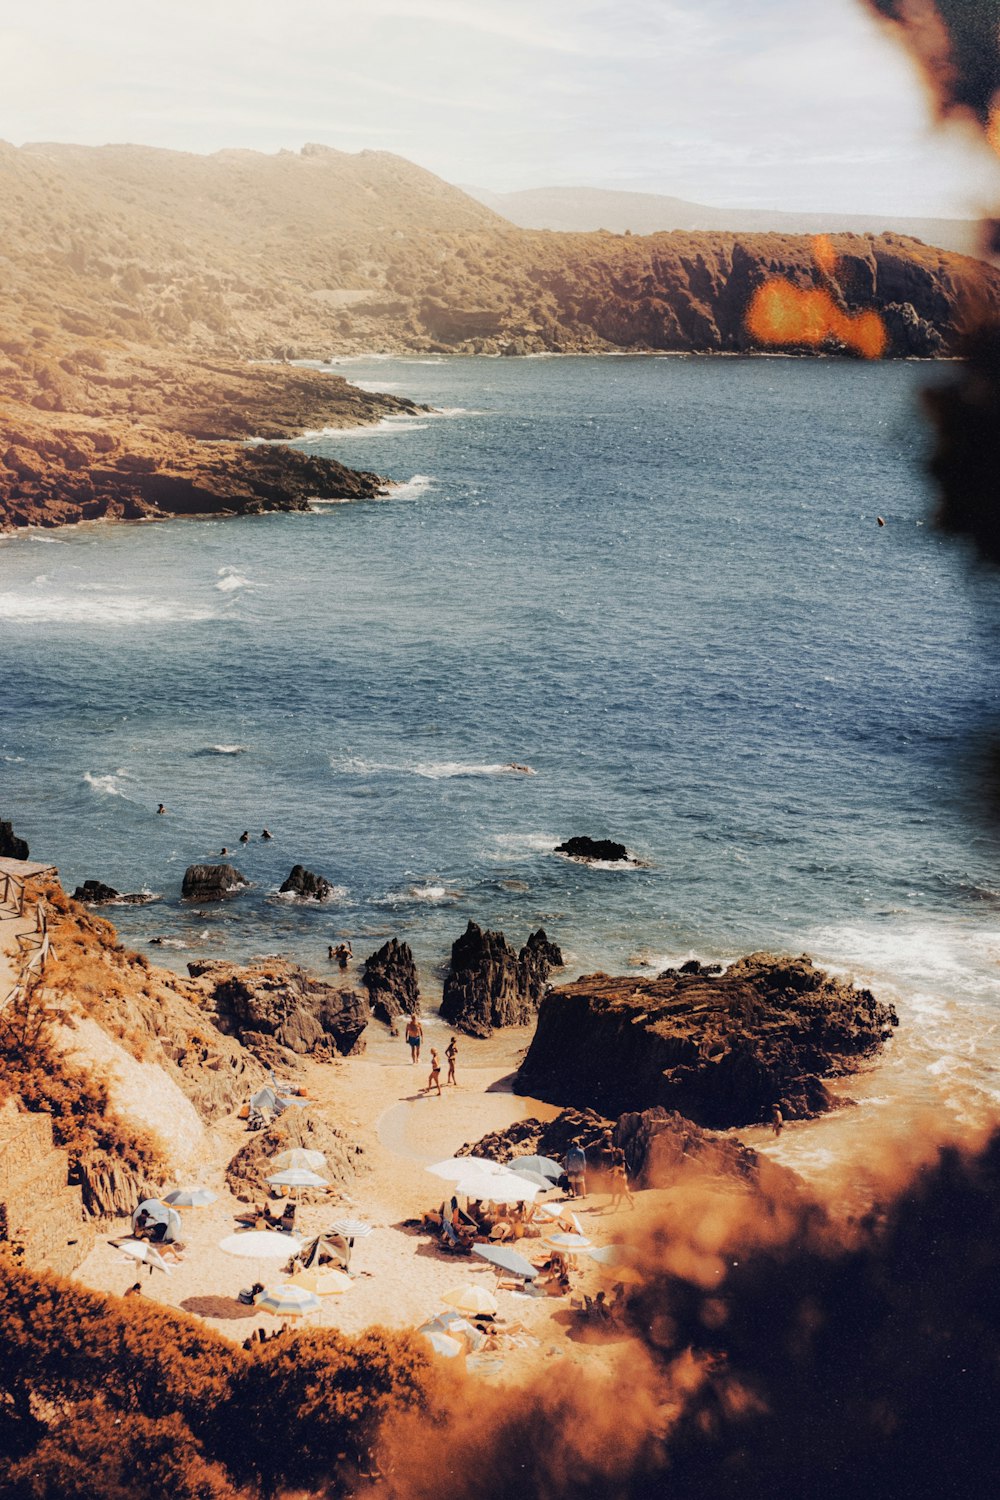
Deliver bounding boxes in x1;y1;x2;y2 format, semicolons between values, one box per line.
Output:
278;865;336;902
0;820;29;860
226;1110;365;1202
556;836;630;862
180;863;250;901
514;952;898;1128
190;957;369;1057
439;921;564;1037
71;1150;155;1219
71;880;157;906
363;937;420;1024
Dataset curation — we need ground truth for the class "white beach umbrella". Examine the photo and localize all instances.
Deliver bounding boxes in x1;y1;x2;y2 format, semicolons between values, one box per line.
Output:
219;1230;302;1259
289;1267;353;1296
426;1156;511;1183
255;1283;321;1317
163;1187;217;1208
457;1175;542;1204
115;1239;173;1275
442;1284;499;1317
421;1330;465;1358
266;1168;329;1189
544;1232;593;1252
536;1202;567;1221
271;1148;327;1173
328;1218;373;1240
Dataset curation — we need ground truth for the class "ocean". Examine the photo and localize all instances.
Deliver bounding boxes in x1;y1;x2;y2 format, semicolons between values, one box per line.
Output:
3;354;999;1124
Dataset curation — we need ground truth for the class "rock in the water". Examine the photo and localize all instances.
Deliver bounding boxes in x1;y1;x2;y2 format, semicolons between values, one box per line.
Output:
226;1109;365;1202
0;819;29;860
514;952;898;1128
180;863;250;901
279;864;336;902
190;957;369;1057
439;921;564;1037
555;836;630;862
363;937;420;1024
71;879;157;906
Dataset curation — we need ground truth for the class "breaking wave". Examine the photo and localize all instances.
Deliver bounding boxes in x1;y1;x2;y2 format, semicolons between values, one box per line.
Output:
215;566;256;593
0;592;217;626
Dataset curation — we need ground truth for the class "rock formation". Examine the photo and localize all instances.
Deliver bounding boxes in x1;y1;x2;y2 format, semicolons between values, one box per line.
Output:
556;836;630;862
71;880;156;906
363;937;420;1024
180;863;250;901
514;952;898;1128
191;957;369;1057
279;865;336;902
439;921;564;1037
226;1109;365;1202
0;819;29;860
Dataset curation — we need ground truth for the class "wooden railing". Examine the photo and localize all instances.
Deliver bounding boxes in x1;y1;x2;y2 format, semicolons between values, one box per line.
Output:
1;888;53;1018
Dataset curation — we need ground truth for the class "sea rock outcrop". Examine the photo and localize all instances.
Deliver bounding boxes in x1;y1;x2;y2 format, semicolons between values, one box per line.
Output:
514;952;898;1128
180;863;250;901
0;819;29;860
279;865;336;902
190;958;369;1057
556;836;630;862
71;880;157;906
439;921;564;1037
363;937;420;1024
226;1109;365;1202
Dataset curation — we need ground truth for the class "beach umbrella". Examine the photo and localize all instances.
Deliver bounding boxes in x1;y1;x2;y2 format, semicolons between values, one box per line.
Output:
472;1243;538;1279
255;1283;321;1317
163;1187;217;1208
536;1202;567;1221
219;1230;302;1259
544;1232;593;1252
504;1167;553;1191
266;1169;329;1189
586;1243;640;1268
419;1313;487;1351
421;1330;464;1358
115;1239;173;1275
271;1148;326;1173
290;1267;353;1296
328;1218;373;1240
510;1155;563;1181
426;1156;511;1183
442;1284;498;1317
131;1199;182;1243
595;1263;644;1286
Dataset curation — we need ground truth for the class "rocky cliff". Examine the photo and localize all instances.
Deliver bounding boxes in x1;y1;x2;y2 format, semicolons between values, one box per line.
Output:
2;140;997;529
514;954;898;1127
439;922;563;1037
190;958;369;1059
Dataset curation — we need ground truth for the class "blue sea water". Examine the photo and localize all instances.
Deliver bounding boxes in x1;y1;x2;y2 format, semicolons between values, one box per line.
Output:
2;354;1000;1092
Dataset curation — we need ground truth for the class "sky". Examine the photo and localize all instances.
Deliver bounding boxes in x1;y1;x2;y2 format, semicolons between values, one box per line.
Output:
3;0;999;217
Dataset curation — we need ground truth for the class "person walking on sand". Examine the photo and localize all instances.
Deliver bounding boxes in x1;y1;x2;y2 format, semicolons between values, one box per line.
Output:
445;1035;458;1086
609;1146;634;1211
427;1048;442;1096
565;1137;587;1198
405;1013;423;1064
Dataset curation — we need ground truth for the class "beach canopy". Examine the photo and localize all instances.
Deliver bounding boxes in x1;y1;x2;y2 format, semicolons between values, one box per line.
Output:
426;1156;512;1183
131;1199;182;1243
290;1267;353;1296
163;1187;217;1208
115;1239;173;1275
328;1218;373;1240
219;1230;302;1259
544;1232;593;1252
472;1243;538;1279
418;1313;487;1352
421;1330;464;1358
255;1283;321;1316
298;1235;350;1270
266;1168;329;1189
509;1155;563;1181
442;1284;498;1317
271;1148;326;1173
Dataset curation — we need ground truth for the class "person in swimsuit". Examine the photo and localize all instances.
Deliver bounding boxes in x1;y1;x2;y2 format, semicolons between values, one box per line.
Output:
427;1048;442;1095
445;1035;458;1086
405;1014;423;1063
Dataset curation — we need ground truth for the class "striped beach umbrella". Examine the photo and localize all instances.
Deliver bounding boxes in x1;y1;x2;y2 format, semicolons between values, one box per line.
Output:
271;1148;326;1173
266;1169;329;1189
328;1218;373;1240
442;1284;498;1317
255;1283;321;1316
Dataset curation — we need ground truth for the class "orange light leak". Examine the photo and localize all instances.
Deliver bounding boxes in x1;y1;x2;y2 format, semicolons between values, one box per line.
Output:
745;235;887;360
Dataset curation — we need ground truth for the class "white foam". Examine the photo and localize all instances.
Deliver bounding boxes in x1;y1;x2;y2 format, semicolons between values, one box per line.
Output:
330;756;532;781
0;592;217;626
377;883;462;905
215;566;257;593
205;744;246;755
83;770;128;798
387;474;435;500
274;884;349;905
27;534;66;544
492;832;560;856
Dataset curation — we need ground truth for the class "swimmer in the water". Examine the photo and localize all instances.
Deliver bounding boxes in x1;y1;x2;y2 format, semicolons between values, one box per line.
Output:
157;804;167;815
239;831;250;843
220;847;230;856
261;828;273;840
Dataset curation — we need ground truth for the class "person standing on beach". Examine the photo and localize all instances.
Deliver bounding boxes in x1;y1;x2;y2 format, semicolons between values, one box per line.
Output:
427;1048;442;1095
609;1146;634;1210
770;1104;784;1137
405;1013;423;1064
445;1035;458;1086
565;1138;587;1198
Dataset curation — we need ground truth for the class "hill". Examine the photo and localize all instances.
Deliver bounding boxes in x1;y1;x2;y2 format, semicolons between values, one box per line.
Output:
2;140;999;529
468;183;982;256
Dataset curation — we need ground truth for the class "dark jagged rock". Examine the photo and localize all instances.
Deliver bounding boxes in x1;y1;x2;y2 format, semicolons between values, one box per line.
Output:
279;864;335;902
460;1104;793;1193
189;957;369;1057
363;937;420;1024
556;836;630;862
180;863;250;902
226;1110;365;1202
71;879;157;906
0;819;29;860
514;952;899;1128
439;921;564;1037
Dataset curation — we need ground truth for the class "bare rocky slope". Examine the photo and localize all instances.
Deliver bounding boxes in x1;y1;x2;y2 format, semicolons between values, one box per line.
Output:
2;141;999;529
